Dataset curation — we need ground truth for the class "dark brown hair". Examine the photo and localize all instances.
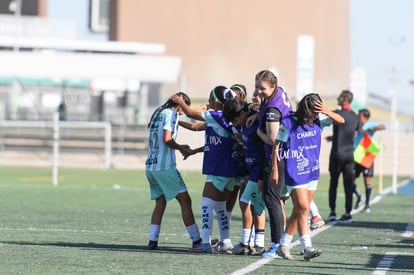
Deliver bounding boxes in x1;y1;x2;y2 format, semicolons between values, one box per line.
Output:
296;93;322;125
147;92;191;128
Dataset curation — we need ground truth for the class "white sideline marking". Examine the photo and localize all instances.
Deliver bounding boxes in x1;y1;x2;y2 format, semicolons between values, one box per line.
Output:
229;258;273;274
0;227;185;238
372;251;414;275
0;227;142;235
230;179;411;275
0;182;148;192
401;223;414;237
230;223;334;275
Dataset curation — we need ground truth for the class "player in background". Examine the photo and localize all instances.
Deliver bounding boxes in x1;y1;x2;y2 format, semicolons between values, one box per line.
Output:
352;108;386;213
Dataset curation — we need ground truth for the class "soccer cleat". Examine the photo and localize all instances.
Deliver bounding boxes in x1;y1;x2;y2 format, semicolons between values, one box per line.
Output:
310;216;326;230
147;240;158;250
214;241;233;253
248;246;265;256
277;245;294;260
261;243;281;258
211;239;219;246
337;214;352;223
192;238;202;248
227;243;249;255
303;246;321;261
327;213;337;223
189;243;212;253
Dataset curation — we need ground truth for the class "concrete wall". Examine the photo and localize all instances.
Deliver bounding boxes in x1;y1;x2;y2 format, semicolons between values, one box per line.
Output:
109;0;350;103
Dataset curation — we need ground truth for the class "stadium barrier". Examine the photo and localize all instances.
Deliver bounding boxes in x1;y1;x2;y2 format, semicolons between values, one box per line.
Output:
0;119;148;169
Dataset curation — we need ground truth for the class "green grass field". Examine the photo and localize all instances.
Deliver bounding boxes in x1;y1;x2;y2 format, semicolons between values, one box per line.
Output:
0;166;413;274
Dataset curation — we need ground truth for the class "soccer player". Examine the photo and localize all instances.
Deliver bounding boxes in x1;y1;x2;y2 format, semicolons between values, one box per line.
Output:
272;93;344;260
223;97;267;255
171;86;238;253
254;70;293;258
146;92;201;250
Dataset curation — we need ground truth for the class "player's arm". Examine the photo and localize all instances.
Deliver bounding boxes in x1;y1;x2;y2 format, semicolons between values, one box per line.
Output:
163;129;191;159
270;140;281;184
315;100;345;124
261;107;281;146
368;124;386;132
245;113;258;127
171;95;205;121
191;146;204;154
183;145;204;160
179;120;206;131
258;120;279;146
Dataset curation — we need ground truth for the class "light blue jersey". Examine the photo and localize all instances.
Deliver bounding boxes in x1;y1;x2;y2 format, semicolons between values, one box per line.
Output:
354;122;377;147
146;108;179;171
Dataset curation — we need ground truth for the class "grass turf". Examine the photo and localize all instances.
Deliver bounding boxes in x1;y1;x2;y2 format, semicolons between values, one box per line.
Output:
0;166;412;274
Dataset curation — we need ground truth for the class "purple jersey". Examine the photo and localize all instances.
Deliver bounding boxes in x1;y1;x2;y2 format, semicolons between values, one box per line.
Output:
277;115;321;186
202;110;239;177
258;87;293;159
241;114;263;182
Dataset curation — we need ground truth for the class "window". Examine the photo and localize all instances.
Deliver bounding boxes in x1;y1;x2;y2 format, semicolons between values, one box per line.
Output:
90;0;110;32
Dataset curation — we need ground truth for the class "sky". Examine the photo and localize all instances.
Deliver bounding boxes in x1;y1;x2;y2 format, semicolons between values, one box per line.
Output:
48;0;107;41
351;0;414;117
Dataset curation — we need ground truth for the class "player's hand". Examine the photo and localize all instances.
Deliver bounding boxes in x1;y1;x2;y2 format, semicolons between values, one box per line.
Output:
245;113;258;127
179;144;192;159
270;167;279;185
170;94;183;103
315;100;328;114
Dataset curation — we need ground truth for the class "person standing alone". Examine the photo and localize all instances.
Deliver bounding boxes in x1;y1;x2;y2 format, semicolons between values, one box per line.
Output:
353;108;386;213
326;90;360;223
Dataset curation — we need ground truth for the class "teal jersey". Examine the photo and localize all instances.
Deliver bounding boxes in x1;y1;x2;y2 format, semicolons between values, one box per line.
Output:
146;108;179;171
354;122;377;148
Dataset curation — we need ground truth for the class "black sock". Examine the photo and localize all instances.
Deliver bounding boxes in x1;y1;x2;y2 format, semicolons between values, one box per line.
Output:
365;186;372;206
353;184;362;198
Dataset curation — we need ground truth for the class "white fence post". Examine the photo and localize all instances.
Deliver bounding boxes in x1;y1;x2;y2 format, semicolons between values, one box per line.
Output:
392;121;399;194
52;112;59;186
105;123;112;169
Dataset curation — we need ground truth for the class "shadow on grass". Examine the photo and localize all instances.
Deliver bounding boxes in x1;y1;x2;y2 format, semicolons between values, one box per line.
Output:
0;240;193;254
264;258;375;274
369;253;414;272
334;220;409;232
330;220;414;272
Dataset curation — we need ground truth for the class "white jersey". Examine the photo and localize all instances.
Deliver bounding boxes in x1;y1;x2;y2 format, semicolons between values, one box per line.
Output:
146;107;179;171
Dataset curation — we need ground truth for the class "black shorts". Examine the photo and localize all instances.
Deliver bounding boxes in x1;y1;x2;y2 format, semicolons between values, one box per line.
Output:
354;162;374;178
